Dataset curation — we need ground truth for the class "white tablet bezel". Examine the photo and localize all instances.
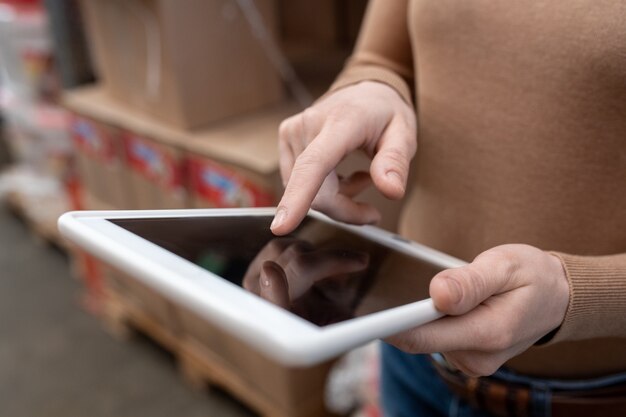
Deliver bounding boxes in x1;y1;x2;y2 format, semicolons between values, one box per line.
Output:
58;208;466;366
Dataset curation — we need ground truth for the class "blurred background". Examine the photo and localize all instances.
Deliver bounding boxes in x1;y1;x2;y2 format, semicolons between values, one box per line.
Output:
0;1;403;416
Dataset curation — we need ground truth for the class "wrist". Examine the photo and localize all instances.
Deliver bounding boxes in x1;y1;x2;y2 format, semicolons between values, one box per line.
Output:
546;251;571;332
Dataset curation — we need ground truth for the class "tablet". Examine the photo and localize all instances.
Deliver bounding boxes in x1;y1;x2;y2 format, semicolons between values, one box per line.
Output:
58;208;465;366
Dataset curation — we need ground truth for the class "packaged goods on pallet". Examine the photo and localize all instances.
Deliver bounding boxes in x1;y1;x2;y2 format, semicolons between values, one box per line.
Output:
181;104;294;208
0;0;59;102
102;265;182;339
187;156;275;208
177;305;338;417
70;115;131;209
1;96;71;177
62;85;293;211
93;262;340;417
122;131;187;209
80;0;283;129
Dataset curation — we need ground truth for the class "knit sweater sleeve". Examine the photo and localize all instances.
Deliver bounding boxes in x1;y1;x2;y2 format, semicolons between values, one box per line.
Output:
328;0;414;105
549;252;626;342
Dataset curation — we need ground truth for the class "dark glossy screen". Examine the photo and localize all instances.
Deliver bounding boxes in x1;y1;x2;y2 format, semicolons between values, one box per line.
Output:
110;215;443;327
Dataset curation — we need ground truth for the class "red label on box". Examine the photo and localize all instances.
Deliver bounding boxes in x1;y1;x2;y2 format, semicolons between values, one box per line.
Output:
70;115;116;163
123;132;183;191
189;157;274;208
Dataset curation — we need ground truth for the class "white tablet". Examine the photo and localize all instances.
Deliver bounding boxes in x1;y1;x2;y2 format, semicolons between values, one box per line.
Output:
58;208;466;366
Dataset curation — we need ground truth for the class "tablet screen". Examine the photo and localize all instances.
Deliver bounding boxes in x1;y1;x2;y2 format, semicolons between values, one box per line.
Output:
110;215;444;327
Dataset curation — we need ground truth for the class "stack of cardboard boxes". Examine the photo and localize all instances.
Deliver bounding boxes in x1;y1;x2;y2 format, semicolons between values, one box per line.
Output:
69;0;286;212
63;1;399;416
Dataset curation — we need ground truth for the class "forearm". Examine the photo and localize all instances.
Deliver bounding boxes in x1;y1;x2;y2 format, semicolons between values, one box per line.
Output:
330;0;414;104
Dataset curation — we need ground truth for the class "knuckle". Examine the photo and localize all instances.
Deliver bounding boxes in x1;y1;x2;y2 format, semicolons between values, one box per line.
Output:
267;237;295;253
478;246;520;278
283;259;300;278
279;114;302;139
294;149;326;172
467;319;502;352
283;245;298;259
267;239;283;252
480;320;513;351
489;327;515;351
456;267;484;305
301;107;320;128
327;103;359;124
471;321;492;345
291;241;310;254
380;146;410;174
403;332;428;354
278;120;291;141
391;331;426;354
394;118;418;152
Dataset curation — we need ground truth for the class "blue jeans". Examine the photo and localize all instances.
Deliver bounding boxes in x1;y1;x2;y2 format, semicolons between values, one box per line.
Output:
380;343;626;417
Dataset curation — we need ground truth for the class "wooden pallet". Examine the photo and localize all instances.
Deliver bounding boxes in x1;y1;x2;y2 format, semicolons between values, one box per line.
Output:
101;287;340;417
101;287;181;352
178;339;299;417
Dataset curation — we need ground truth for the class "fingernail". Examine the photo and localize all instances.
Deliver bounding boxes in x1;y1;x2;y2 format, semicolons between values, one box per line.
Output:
386;170;402;183
368;212;381;225
444;277;462;305
271;206;287;231
261;262;276;287
386;170;404;192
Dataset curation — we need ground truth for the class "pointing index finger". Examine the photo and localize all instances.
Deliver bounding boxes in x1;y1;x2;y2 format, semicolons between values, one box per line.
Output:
271;127;352;235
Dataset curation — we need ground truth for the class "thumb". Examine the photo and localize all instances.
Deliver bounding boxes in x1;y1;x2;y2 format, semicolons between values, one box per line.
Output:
369;117;416;200
429;262;511;316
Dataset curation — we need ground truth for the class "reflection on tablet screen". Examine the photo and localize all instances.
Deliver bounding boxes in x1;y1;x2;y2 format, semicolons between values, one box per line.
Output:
110;216;443;327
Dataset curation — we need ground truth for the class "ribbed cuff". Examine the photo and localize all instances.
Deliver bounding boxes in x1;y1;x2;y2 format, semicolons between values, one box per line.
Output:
328;64;414;106
548;252;626;343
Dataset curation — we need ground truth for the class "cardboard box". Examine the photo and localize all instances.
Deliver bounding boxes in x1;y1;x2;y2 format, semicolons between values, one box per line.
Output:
177;306;336;417
65;88;189;209
80;0;283;129
182;103;294;208
102;265;182;335
70;114;132;208
2;100;73;178
122;131;187;209
187;156;275;208
63;85;296;210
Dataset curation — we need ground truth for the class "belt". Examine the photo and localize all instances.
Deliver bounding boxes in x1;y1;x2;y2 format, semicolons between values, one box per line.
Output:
431;357;626;417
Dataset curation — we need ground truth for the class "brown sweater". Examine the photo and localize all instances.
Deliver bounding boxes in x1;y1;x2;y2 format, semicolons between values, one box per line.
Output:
331;0;626;378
